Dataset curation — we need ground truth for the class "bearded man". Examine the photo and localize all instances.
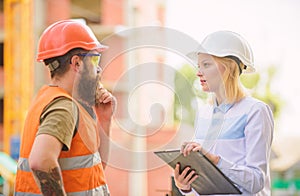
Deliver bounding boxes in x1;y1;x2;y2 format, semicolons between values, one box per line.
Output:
14;20;115;196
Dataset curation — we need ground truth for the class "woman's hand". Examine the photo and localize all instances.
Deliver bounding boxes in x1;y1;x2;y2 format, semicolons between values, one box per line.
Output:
181;142;202;156
174;163;198;192
181;142;220;165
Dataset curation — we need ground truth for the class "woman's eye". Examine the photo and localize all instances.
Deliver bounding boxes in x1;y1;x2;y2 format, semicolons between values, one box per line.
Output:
198;61;211;70
203;63;210;68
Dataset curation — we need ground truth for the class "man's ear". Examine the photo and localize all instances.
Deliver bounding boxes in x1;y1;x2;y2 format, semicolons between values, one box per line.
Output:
70;55;81;72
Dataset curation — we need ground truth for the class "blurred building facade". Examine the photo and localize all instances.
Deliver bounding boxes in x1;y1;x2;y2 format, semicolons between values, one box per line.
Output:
0;0;4;151
2;1;300;195
0;0;185;195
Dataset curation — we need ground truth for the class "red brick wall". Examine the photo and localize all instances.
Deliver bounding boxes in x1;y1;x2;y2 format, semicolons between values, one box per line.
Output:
101;0;123;25
46;0;71;25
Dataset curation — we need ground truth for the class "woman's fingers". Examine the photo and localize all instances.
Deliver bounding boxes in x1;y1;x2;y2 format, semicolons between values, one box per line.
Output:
181;142;202;156
174;163;198;191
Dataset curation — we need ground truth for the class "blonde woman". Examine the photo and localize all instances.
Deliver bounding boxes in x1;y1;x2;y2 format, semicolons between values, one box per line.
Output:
174;31;274;196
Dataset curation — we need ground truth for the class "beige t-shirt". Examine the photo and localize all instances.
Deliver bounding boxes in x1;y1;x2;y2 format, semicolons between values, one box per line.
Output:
37;97;78;151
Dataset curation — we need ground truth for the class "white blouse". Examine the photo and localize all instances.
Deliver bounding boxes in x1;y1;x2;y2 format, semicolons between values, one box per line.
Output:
190;96;274;196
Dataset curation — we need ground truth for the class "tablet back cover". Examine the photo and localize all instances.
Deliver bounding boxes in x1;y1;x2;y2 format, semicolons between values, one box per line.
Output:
154;150;241;195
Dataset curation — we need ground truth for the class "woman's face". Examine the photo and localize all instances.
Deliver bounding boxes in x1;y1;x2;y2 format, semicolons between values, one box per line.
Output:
197;53;225;93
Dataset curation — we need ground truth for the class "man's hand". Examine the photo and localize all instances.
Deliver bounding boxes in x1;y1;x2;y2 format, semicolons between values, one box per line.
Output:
95;82;116;121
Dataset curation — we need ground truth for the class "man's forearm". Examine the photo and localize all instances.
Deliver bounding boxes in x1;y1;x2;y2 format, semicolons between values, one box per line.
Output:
94;93;115;169
32;166;66;196
98;119;112;169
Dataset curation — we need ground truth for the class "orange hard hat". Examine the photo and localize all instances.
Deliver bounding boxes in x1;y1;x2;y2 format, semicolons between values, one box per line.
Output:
36;20;108;62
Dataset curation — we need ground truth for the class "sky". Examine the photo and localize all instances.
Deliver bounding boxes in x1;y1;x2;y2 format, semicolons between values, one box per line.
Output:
164;0;300;136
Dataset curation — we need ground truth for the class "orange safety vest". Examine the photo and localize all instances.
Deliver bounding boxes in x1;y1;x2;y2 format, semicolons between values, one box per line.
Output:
14;86;109;196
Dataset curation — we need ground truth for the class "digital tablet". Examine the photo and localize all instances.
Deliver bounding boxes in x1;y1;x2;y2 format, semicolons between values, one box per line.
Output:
154;149;242;195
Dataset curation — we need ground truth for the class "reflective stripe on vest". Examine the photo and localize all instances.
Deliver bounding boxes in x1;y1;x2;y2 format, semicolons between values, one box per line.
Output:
14;184;110;196
17;152;101;172
14;86;107;194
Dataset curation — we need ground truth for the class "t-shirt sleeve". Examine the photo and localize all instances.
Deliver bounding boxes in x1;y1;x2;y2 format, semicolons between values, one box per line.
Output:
37;97;78;151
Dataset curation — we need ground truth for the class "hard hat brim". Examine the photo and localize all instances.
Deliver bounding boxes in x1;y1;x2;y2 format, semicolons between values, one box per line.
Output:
37;43;108;62
186;47;256;73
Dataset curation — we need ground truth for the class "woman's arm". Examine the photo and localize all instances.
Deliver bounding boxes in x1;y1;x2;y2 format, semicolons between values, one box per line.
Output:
218;102;274;193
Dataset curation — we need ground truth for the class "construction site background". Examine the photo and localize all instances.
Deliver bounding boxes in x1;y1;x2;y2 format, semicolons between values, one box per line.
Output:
1;0;300;196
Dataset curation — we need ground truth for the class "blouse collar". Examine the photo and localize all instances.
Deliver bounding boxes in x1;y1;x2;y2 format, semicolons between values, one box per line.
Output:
212;98;234;113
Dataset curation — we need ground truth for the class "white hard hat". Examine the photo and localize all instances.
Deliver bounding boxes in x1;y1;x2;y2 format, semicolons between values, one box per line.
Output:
188;31;255;73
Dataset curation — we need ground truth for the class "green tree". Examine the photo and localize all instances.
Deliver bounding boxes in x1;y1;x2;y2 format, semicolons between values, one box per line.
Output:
174;65;283;125
240;66;283;119
174;64;206;125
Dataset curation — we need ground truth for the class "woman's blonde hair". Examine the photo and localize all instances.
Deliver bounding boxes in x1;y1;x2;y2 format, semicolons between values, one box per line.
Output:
213;56;246;103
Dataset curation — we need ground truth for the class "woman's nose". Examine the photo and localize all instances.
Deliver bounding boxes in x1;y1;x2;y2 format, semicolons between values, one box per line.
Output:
197;68;203;77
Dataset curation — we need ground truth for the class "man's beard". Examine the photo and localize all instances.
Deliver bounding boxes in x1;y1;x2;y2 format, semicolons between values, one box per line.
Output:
76;66;100;107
